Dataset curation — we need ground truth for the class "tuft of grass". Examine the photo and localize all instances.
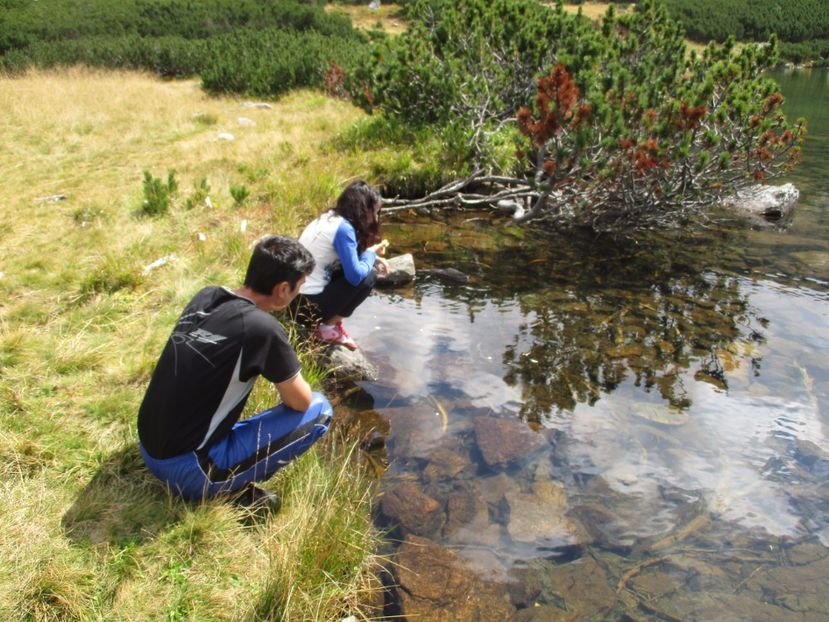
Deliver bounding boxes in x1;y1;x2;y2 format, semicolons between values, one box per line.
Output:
253;440;385;621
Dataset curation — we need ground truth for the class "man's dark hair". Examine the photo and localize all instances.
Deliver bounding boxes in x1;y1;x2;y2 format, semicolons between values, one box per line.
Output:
244;235;315;295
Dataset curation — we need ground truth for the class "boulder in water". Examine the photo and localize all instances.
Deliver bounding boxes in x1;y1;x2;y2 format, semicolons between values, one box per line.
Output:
394;534;516;620
380;482;444;537
723;183;799;224
322;345;378;381
419;267;469;284
474;416;548;467
375;253;415;287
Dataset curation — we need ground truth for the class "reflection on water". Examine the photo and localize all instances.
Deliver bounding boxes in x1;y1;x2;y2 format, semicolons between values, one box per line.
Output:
339;69;829;620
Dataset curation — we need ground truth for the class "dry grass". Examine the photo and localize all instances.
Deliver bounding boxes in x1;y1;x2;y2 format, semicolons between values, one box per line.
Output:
558;0;623;21
326;3;407;35
0;67;384;621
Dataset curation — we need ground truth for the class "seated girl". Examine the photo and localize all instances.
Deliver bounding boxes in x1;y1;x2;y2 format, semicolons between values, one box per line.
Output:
298;180;389;350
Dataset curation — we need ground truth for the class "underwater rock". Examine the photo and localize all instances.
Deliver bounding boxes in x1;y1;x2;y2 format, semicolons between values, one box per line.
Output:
515;557;616;618
791;250;829;271
477;472;515;508
394;535;515;621
380;482;444;537
629;570;680;599
475;417;548;468
375;253;415;287
628;402;689;426
443;487;494;545
656;591;810;622
322;345;378;382
424;447;470;482
505;481;584;547
419;267;470;284
723;183;799;224
745;554;829;615
509;605;580;622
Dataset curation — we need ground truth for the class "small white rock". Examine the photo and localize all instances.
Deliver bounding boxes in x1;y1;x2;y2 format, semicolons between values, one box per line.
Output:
142;254;178;275
237;117;256;127
197;232;207;241
36;194;67;203
242;101;273;110
204;196;213;209
217;132;235;141
240;219;248;232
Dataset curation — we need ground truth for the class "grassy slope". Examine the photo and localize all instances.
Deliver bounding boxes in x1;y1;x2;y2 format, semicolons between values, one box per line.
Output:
0;68;384;621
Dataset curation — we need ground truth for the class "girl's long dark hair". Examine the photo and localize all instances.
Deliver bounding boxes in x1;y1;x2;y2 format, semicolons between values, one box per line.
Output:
332;180;382;253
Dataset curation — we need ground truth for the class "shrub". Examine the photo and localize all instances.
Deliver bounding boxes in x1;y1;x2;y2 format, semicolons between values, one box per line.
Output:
201;28;369;97
229;184;250;207
141;170;178;216
0;0;367;85
661;0;829;46
183;177;211;210
361;0;805;231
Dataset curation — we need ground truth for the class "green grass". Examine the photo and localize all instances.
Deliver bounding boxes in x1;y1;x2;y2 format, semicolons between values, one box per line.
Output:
0;67;388;621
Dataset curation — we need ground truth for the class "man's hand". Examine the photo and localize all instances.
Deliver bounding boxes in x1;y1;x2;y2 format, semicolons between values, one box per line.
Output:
276;372;313;412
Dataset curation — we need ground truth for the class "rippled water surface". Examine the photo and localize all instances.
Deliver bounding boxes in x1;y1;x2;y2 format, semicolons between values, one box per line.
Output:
342;69;829;620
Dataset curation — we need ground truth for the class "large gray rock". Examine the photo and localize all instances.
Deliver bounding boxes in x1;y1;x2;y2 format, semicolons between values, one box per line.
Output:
322;345;378;381
723;183;799;224
375;253;415;287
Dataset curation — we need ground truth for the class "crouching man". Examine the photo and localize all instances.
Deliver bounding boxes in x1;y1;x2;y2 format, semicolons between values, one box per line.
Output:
137;235;331;510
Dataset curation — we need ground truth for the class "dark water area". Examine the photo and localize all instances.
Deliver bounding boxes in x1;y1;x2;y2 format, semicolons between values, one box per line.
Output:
342;69;829;620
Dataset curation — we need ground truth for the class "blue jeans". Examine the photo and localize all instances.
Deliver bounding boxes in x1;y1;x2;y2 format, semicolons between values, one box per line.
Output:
139;392;332;500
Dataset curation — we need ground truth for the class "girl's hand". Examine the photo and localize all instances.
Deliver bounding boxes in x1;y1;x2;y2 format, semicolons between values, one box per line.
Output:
375;257;390;276
369;239;390;256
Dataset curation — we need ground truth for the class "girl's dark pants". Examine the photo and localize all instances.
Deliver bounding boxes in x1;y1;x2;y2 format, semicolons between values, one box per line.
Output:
304;269;376;323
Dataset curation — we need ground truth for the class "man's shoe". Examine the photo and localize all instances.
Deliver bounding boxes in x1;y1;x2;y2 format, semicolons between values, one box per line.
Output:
232;484;281;512
315;322;358;350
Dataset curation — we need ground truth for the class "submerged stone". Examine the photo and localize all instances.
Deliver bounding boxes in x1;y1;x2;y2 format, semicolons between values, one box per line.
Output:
443;487;498;547
505;481;583;548
628;402;689;426
380;482;444;537
419;267;470;284
475;417;548;468
394;535;515;621
424;446;470;482
746;555;829;615
515;557;616;618
509;605;579;621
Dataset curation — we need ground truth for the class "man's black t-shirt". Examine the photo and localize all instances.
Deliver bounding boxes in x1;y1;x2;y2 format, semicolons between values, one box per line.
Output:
138;286;300;459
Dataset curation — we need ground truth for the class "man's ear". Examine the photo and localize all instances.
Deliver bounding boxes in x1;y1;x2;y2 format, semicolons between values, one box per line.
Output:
272;281;291;299
270;280;295;308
